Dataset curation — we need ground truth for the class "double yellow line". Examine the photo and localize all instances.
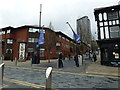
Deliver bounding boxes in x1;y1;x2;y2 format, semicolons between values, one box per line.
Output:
3;66;120;88
6;66;120;79
4;77;45;88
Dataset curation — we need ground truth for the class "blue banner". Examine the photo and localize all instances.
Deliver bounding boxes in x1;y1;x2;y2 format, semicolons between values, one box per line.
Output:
38;26;44;45
72;30;80;43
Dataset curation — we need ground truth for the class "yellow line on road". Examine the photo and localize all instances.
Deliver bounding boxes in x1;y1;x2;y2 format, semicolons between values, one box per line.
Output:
86;71;119;76
6;66;120;79
4;77;45;88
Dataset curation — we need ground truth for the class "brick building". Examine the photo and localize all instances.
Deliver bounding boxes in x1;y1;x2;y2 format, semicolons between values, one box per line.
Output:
0;25;76;60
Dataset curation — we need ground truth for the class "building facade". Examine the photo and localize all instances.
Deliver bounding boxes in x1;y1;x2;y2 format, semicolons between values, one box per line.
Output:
77;16;92;53
94;4;120;66
0;25;76;60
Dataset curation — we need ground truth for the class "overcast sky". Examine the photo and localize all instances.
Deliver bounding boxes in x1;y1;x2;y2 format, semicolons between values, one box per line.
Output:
0;0;119;39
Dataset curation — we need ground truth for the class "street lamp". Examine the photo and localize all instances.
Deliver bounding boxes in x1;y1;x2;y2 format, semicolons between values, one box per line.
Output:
66;22;83;65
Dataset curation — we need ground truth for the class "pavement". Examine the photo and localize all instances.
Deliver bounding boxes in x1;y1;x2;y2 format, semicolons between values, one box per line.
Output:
2;55;119;76
0;55;120;89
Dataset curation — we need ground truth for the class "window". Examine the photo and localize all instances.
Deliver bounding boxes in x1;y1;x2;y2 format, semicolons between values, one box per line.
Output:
7;39;13;44
29;28;45;33
66;39;69;42
58;35;62;38
108;11;118;20
2;31;5;34
6;49;12;53
56;50;60;55
56;42;60;46
62;36;65;40
28;38;38;43
40;48;45;56
34;38;38;43
29;28;39;33
28;48;33;52
110;26;120;38
7;30;10;33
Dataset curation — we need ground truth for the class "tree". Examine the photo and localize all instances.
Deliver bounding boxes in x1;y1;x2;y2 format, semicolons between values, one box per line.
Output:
91;40;99;52
45;29;56;63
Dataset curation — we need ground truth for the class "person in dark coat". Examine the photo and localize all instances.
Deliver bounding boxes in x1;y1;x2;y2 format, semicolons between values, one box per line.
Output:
93;52;97;62
74;54;79;67
58;52;64;68
32;51;40;64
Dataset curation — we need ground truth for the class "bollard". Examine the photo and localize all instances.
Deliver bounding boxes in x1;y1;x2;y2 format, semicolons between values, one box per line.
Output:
14;57;17;66
57;59;59;68
46;67;53;90
0;57;3;64
30;58;32;67
0;63;5;88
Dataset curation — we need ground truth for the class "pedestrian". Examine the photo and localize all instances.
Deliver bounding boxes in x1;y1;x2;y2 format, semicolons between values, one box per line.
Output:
32;51;40;64
58;52;64;68
93;52;97;62
74;54;79;67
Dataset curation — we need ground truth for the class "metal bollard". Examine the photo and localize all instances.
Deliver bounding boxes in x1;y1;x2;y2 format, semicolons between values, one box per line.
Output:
14;57;17;66
0;63;5;88
46;67;53;90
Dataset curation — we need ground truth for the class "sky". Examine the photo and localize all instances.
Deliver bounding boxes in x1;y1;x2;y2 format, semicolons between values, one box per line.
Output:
0;0;119;39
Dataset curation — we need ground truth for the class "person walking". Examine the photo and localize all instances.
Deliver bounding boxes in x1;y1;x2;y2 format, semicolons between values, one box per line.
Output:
58;52;64;68
93;52;97;62
74;54;79;67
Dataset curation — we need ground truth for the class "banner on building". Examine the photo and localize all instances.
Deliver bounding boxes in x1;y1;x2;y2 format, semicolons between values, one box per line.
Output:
19;43;26;60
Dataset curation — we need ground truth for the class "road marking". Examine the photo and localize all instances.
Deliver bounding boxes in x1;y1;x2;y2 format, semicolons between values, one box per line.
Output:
86;71;119;76
6;66;120;79
4;77;45;88
32;66;58;71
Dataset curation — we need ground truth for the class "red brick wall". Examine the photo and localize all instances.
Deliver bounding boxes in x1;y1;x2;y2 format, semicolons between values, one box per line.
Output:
13;27;28;59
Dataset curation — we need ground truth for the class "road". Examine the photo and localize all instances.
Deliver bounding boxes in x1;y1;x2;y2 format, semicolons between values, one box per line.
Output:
2;59;120;89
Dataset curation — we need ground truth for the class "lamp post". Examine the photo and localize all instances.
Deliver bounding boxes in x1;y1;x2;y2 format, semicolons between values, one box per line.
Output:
66;22;78;54
39;4;42;28
66;22;83;65
36;4;42;64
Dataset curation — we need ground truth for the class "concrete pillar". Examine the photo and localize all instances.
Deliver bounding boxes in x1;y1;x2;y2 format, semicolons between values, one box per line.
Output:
0;63;5;88
46;67;52;90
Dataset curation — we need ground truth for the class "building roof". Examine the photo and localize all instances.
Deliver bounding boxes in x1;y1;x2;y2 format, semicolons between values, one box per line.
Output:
1;25;52;32
55;31;74;42
94;4;120;13
77;16;88;21
1;25;74;42
1;26;14;31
